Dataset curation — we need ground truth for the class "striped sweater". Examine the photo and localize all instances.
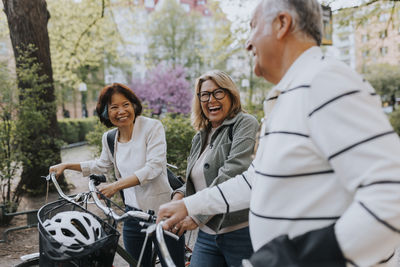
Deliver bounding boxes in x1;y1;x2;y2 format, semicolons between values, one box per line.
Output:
184;47;400;266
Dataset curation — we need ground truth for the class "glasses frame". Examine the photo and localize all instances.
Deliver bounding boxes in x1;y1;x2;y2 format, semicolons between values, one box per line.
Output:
197;88;227;103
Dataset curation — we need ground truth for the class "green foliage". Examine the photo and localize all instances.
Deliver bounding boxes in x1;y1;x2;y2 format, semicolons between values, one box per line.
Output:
86;119;108;156
390;109;400;136
14;45;63;194
146;0;234;79
58;117;98;144
161;114;195;177
47;0;124;113
0;60;21;214
363;64;400;101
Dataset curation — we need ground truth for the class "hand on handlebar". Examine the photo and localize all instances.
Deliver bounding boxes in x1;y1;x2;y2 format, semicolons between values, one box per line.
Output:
49;163;66;179
156;200;189;232
171;216;198;236
98;182;119;198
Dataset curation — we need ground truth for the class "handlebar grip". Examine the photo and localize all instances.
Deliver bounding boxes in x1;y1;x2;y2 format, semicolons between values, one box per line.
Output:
89;174;107;186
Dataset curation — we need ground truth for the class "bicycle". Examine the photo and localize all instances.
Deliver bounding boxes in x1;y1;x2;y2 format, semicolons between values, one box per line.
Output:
16;172;180;267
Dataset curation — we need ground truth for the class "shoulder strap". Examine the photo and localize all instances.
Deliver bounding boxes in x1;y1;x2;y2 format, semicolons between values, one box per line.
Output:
228;124;234;141
106;128;125;204
107;128;118;158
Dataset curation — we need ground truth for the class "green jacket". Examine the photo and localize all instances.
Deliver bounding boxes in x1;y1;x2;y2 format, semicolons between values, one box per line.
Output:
179;112;259;232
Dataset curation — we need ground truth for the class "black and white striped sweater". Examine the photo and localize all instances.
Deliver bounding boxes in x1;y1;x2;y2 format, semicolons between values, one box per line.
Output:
184;47;400;266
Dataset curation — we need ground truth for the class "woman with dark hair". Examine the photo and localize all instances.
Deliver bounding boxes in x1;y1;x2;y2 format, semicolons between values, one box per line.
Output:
170;70;259;267
49;83;184;267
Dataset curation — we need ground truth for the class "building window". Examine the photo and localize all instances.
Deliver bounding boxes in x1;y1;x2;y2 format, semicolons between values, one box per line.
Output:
379;30;387;39
379;13;390;22
144;0;154;8
340;48;349;56
361;34;369;43
380;47;388;56
181;3;190;12
339;35;348;42
362;50;369;58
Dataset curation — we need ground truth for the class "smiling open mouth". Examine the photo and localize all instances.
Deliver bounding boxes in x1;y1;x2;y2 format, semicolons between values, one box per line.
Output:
209;106;221;113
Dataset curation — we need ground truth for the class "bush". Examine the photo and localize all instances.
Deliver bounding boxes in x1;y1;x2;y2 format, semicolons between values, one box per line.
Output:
86;119;108;155
390;109;400;136
161;114;195;178
58;117;98;144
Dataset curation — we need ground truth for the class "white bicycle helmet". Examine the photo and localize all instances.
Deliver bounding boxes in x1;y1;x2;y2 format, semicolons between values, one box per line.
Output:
43;211;104;253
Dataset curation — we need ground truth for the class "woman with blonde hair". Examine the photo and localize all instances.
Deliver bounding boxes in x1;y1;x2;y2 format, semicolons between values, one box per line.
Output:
171;70;259;267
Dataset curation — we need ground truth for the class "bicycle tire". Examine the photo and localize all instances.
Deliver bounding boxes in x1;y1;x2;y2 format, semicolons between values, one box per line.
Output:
14;257;39;267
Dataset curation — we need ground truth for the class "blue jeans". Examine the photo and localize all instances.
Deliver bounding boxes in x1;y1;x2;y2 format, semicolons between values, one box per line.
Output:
190;227;253;267
123;207;185;267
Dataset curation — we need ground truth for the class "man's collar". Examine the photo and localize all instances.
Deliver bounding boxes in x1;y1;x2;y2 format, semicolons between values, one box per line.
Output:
267;46;322;98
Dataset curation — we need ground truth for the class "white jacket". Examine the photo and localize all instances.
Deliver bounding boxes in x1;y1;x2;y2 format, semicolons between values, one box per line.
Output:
81;116;172;212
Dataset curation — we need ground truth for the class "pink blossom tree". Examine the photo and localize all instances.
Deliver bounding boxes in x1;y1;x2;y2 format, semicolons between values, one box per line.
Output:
131;64;192;115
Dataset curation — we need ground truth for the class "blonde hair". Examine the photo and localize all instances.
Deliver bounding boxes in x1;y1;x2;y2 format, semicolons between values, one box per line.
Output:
191;70;242;131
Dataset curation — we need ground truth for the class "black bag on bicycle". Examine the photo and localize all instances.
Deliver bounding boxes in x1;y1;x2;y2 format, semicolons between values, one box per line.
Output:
38;199;119;267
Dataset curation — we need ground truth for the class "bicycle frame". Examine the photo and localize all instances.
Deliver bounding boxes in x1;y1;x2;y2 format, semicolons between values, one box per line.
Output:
44;172;178;267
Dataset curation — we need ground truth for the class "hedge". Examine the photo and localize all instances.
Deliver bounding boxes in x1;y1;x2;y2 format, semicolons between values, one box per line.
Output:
58;117;98;145
390;109;400;136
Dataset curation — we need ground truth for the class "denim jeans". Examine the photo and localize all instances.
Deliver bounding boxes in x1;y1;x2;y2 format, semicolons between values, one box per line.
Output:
123;207;185;267
190;227;253;267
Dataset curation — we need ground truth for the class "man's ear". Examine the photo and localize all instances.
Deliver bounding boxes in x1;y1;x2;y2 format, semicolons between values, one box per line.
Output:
275;12;292;40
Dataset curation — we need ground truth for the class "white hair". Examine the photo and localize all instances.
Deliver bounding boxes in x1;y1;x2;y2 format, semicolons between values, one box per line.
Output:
260;0;323;45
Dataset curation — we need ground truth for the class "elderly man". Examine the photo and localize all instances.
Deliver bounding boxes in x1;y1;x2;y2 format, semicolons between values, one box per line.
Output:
158;0;400;266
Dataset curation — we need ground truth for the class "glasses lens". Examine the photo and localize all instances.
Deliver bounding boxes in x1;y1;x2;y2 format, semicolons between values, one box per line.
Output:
199;92;210;102
213;89;225;100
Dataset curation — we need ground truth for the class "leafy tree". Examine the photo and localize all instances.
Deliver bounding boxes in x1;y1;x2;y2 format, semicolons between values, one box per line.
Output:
146;0;202;74
13;46;65;195
131;64;192;115
46;0;124;118
363;64;400;103
0;62;21;224
146;0;235;79
2;0;64;194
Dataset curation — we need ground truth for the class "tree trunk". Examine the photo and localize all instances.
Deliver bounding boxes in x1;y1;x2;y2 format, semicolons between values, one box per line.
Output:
2;0;66;194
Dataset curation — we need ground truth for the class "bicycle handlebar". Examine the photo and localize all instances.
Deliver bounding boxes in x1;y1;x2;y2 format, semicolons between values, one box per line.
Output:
46;172;179;237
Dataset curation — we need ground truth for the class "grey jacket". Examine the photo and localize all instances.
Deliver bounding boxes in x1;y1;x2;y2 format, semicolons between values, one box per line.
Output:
178;112;259;231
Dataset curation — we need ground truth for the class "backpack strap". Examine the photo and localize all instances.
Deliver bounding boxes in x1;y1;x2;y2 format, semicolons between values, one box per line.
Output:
228;124;233;141
106;128;125;204
107;128;118;158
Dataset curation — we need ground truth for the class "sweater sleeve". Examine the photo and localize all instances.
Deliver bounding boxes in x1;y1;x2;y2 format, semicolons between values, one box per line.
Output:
80;132;114;177
184;165;255;216
308;68;400;266
134;120;167;186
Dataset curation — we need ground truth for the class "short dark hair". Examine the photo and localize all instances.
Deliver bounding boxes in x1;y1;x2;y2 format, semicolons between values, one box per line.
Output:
96;83;142;128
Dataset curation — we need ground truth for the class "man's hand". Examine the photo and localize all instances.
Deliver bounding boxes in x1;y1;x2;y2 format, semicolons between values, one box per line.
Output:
156;200;189;231
172;216;199;236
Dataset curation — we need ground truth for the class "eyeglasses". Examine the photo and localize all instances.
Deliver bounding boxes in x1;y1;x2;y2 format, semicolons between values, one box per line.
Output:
197;88;227;102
